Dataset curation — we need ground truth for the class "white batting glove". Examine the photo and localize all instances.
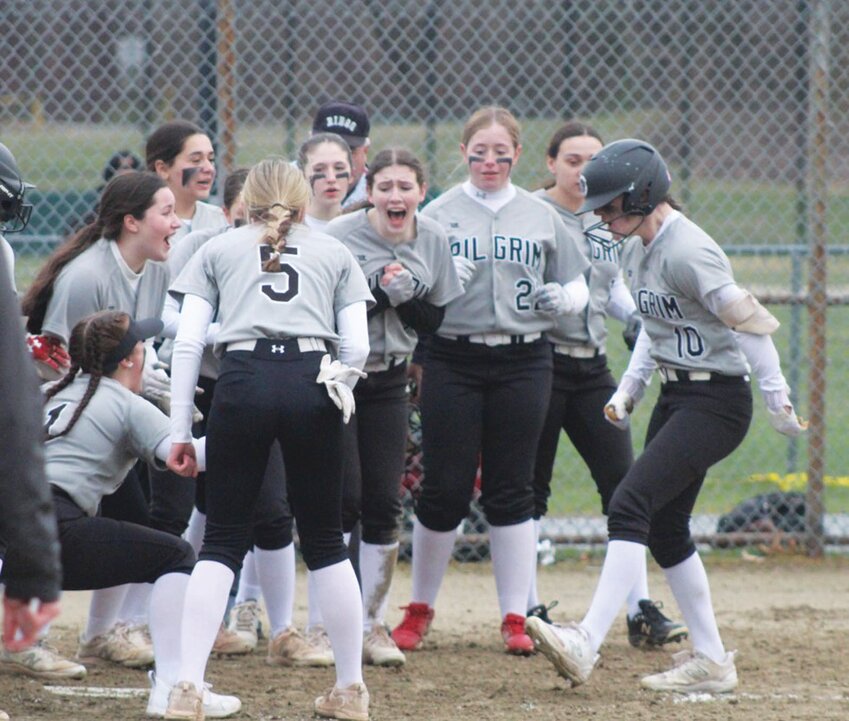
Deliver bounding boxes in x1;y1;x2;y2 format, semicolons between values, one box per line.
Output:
142;358;171;401
316;354;367;424
149;392;205;424
764;386;808;437
452;256;476;289
533;282;572;316
603;390;635;430
383;269;415;306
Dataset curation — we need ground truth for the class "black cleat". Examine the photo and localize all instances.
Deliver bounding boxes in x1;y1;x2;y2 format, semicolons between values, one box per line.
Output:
526;600;559;625
627;599;688;648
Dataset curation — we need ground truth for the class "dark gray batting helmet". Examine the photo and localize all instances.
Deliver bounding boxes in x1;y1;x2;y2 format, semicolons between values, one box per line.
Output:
578;139;670;216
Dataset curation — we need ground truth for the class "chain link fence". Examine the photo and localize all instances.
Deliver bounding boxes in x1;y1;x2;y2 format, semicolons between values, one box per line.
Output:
3;0;847;557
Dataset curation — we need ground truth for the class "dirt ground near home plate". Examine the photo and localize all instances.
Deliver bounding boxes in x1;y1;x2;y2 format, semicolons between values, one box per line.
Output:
2;553;848;721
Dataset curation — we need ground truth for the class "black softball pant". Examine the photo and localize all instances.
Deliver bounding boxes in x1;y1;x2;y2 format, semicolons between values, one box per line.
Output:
416;336;552;531
607;378;753;568
533;352;633;518
200;347;347;573
341;362;408;545
52;488;195;590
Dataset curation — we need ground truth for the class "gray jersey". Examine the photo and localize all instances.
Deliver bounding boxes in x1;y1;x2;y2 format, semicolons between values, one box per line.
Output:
170;222;373;356
42;238;170;343
423;185;589;336
43;376;170;516
619;211;748;375
163;224;231;378
170;200;227;247
326;209;464;368
534;190;622;348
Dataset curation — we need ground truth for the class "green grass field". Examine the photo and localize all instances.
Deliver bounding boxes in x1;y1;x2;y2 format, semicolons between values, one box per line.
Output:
8;120;849;520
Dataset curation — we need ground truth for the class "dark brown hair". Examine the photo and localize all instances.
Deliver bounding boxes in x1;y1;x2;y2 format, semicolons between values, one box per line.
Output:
44;311;132;439
223;167;250;211
366;147;427;190
541;120;604;190
145;120;206;170
23;172;166;333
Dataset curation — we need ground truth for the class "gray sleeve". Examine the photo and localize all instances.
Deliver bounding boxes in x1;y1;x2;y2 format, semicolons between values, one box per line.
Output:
170;244;219;308
669;241;735;302
0;251;62;602
545;209;591;285
334;247;375;311
425;228;464;307
125;395;172;467
41;268;102;343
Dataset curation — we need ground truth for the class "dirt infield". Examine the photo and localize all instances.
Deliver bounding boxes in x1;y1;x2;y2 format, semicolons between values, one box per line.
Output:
2;553;848;721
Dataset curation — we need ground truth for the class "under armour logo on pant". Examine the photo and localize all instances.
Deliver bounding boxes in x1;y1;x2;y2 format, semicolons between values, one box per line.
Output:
272;345;285;354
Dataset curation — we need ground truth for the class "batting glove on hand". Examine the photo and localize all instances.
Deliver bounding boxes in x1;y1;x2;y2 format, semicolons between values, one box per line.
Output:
452;256;476;289
148;391;205;424
533;282;573;316
764;386;808;437
383;268;416;306
142;362;171;401
622;311;642;351
603;390;634;430
26;334;71;381
316;354;367;424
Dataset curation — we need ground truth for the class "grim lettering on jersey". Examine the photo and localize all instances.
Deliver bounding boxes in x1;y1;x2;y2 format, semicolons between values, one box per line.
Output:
450;235;542;269
637;288;684;320
366;269;431;299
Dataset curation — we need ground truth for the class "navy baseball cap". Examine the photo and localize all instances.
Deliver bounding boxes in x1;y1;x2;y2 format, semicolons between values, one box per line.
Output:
104;317;163;371
312;101;370;148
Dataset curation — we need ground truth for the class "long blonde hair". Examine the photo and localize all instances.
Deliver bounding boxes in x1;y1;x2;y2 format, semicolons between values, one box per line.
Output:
243;157;310;271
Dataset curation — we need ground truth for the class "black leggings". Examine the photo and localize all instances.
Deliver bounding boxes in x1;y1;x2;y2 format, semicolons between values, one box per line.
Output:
416;336;552;531
533;352;633;517
608;379;752;568
200;347;346;573
341;363;408;545
53;488;195;590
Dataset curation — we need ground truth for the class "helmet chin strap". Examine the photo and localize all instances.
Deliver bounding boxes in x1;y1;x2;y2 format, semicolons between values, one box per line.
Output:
585;212;647;252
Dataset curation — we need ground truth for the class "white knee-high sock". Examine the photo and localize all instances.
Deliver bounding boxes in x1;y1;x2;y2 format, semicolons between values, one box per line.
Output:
410;518;456;606
150;572;190;687
359;541;399;632
311;560;363;688
183;508;206;556
625;549;650;618
254;545;295;636
119;583;153;627
490;520;535;618
235;549;262;605
83;585;128;642
580;540;647;653
306;534;352;630
526;518;541;611
177;560;235;689
663;553;725;663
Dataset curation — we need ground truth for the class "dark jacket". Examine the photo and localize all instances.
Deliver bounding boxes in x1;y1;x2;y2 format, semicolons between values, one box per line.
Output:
0;241;62;601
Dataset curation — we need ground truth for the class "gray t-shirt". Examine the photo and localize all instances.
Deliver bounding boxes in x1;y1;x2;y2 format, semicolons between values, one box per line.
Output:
423;185;589;336
170;200;227;248
326;209;464;368
533;190;623;348
170;222;373;356
42;238;170;343
619;211;748;375
43;376;170;516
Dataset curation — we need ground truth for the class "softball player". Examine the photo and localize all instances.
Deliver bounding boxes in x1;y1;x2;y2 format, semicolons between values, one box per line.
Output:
39;309;239;718
145;120;226;246
165;157;373;720
326;148;463;667
0;141;33;292
529;122;686;648
300;133;353;230
527;139;806;692
391;107;590;656
21;171;180;667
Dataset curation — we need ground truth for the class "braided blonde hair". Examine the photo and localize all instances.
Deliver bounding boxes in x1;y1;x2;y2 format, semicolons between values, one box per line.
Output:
243;157;310;272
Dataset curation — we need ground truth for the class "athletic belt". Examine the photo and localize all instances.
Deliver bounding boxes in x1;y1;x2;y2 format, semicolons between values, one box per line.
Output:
439;332;542;347
226;338;327;353
659;367;749;384
553;343;605;358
